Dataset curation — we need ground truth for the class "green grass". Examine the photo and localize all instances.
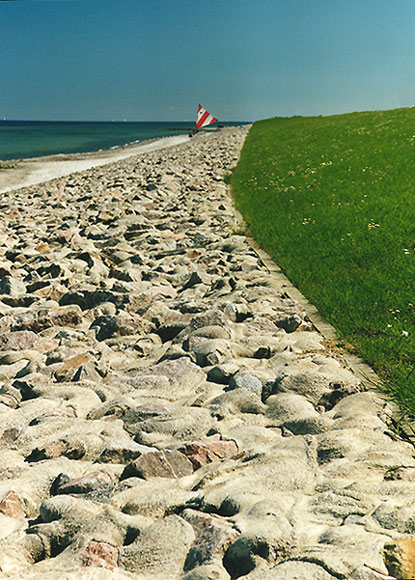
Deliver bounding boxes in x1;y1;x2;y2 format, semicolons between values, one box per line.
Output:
232;107;415;415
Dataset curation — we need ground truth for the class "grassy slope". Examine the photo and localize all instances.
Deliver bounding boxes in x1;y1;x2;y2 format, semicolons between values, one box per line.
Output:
232;108;415;413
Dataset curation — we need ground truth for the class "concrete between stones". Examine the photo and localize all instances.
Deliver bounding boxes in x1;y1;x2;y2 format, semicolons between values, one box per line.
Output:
0;126;414;579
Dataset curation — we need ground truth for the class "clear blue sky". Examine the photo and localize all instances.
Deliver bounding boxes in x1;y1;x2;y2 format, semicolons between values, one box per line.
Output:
1;0;415;122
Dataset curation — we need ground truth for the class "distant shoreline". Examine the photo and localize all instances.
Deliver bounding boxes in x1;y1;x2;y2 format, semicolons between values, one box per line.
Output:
0;120;250;162
0;133;191;194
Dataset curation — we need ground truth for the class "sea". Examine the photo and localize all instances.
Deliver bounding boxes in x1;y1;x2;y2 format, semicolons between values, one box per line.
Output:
0;120;247;162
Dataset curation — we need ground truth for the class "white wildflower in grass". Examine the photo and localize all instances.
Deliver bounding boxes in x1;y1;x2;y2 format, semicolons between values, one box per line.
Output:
368;219;380;230
404;248;410;255
387;324;392;328
402;330;409;337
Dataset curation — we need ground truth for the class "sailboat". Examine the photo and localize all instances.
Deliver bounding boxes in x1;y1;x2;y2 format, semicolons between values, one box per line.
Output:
190;105;218;136
196;104;218;130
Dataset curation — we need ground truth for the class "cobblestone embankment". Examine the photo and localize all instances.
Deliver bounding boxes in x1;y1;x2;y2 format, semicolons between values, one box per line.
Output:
0;127;413;580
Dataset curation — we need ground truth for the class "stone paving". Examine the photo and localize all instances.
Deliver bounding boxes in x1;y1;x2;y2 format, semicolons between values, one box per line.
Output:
0;126;413;579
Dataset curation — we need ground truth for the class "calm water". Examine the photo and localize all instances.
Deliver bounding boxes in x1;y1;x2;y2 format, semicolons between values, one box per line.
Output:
0;121;246;161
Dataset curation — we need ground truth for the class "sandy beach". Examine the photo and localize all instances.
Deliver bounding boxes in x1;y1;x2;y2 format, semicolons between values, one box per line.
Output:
0;126;410;580
0;134;190;194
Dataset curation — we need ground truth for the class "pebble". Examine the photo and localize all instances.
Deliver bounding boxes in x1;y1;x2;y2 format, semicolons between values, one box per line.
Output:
0;126;411;580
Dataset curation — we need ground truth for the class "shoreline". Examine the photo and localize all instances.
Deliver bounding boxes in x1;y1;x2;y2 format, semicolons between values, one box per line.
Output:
0;133;190;194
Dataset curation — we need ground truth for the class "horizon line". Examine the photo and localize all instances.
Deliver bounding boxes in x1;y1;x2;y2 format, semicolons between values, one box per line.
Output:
1;118;251;124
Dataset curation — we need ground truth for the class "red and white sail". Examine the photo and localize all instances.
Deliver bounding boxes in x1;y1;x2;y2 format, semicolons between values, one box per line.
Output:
196;104;218;129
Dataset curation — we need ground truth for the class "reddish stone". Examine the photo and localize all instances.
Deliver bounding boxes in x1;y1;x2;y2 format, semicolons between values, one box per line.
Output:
81;541;118;570
0;330;38;351
26;441;69;462
179;435;239;470
0;491;25;518
26;438;86;461
11;305;82;333
50;305;83;328
35;337;60;353
121;449;193;480
55;352;93;382
182;508;240;571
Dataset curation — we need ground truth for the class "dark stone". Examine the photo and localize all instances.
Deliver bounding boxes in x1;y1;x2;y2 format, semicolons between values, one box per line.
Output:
50;473;71;496
59;289;126;311
90;315;122;341
0;276;26;295
156;322;189;342
223;536;273;578
261;376;286;402
274;312;303;333
97;441;153;464
54;471;113;495
318;384;357;410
